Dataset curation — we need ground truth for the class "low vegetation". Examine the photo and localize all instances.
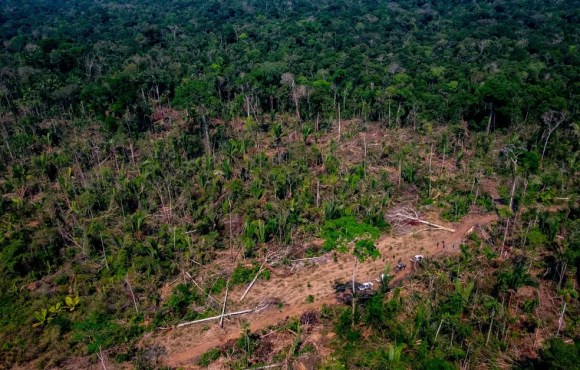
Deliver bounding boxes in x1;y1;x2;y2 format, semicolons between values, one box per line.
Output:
0;0;578;368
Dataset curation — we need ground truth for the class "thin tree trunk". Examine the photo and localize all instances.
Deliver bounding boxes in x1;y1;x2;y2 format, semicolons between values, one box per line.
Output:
413;218;455;232
97;346;108;370
500;218;510;257
557;301;567;336
220;279;230;328
433;318;444;349
428;144;433;198
202;116;211;156
338;105;341;141
352;258;358;326
177;309;254;328
0;124;14;161
398;160;402;188
509;175;518;212
239;265;265;302
486;107;493;134
315;112;319;133
541;130;552;165
125;276;139;315
100;234;109;271
363;133;367;158
558;262;567;289
486;309;495;345
316;180;320;208
396;102;401;127
388;100;391;127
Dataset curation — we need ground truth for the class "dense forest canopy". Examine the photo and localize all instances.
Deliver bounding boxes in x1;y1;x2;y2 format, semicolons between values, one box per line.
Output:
0;0;578;369
1;0;578;134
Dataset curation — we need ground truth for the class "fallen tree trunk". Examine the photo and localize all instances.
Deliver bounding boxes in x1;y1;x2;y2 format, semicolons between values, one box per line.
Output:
219;279;230;328
413;218;455;232
386;206;455;234
177;309;253;328
239;266;264;302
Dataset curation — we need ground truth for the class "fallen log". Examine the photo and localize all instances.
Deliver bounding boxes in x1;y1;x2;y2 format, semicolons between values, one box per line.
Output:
239;266;264;302
176;309;253;328
219;279;230;328
386;206;455;234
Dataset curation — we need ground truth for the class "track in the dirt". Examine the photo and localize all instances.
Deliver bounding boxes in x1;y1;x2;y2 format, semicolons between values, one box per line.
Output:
148;212;498;369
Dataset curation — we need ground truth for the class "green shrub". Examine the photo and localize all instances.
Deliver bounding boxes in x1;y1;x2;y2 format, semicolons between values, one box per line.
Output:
166;284;199;316
198;348;221;367
230;264;261;286
536;338;580;369
321;217;380;252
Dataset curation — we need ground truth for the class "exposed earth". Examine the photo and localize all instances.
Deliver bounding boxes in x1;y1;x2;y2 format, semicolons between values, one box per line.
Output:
145;211;499;369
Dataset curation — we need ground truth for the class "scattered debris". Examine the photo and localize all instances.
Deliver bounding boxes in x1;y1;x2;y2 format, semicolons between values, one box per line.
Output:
386;206;456;234
290;254;332;272
358;282;374;291
300;310;319;325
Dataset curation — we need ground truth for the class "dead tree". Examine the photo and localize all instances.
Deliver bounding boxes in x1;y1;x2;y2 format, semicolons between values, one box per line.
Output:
386;206;455;235
281;72;306;121
540;110;566;165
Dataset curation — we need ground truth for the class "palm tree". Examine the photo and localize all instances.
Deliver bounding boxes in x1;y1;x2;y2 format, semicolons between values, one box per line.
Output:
495;261;538;311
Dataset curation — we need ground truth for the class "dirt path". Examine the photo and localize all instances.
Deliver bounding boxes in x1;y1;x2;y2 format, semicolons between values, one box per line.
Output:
146;212;498;369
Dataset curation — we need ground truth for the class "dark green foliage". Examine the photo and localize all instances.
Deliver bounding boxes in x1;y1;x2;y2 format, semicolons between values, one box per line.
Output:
441;191;494;222
230;264;263;286
166;284;199;317
519;339;580;369
537;338;580;369
494;260;538;296
197;348;221;367
72;313;142;354
419;358;457;370
0;0;578;368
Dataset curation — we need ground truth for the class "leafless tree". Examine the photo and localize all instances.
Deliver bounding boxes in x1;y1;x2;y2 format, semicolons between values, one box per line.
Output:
500;144;525;212
281;72;306;120
168;25;179;41
540;110;567;164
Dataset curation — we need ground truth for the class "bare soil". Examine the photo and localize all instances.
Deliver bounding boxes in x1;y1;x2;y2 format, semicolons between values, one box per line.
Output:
144;212;499;369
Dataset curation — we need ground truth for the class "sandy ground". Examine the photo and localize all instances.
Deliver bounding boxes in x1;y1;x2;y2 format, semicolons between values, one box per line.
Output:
145;212;498;369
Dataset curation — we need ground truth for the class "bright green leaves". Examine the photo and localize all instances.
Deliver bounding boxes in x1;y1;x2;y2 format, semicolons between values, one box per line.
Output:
32;298;76;328
65;296;80;312
321;216;380;253
353;239;380;263
32;308;48;328
173;78;220;116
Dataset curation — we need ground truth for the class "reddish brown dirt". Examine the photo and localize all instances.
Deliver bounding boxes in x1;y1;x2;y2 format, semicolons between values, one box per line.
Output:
144;212;498;369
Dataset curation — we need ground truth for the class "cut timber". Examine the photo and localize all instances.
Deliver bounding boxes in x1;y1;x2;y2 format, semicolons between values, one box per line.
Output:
386;206;455;234
408;218;455;232
176;309;253;328
219;279;230;328
239;266;264;302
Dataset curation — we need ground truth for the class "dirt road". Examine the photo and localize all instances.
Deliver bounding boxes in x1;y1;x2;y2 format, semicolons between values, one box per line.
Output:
146;212;498;368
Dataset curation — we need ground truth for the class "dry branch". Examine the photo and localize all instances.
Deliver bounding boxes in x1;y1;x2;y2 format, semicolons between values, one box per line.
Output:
176;309;254;328
184;272;220;306
239;266;264;302
239;251;283;302
219;279;230;328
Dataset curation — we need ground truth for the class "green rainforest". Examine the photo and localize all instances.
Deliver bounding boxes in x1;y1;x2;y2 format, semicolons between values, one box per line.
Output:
0;0;579;368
